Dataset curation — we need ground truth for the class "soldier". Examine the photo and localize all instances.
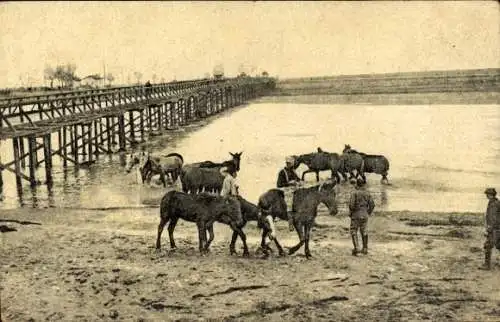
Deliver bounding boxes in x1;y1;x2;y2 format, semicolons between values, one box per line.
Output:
480;187;500;270
276;156;301;231
349;178;375;256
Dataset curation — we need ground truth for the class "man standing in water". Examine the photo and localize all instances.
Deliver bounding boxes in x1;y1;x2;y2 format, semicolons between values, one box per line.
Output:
480;187;500;270
220;163;239;197
276;156;301;231
349;178;375;256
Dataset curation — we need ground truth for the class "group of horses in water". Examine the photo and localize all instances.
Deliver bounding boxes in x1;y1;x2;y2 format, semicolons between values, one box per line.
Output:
124;144;390;258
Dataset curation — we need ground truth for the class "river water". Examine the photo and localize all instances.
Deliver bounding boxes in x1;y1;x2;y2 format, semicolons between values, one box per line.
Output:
1;102;499;213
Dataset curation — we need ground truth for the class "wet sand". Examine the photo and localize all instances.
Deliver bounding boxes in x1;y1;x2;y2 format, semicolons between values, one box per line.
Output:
1;206;499;321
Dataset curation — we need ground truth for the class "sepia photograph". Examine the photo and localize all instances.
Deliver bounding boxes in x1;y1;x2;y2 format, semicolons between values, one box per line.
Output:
1;1;499;321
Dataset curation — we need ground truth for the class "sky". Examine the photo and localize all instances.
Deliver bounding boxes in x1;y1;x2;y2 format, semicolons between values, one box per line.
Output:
0;1;499;87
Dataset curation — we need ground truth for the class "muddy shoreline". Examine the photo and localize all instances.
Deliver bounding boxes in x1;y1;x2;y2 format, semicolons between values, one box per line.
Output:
1;207;499;321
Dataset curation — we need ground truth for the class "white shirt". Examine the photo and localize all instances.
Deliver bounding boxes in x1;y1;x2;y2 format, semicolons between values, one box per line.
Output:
220;174;239;196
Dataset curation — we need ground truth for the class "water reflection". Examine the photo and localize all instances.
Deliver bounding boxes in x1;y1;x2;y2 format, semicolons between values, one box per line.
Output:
380;184;388;207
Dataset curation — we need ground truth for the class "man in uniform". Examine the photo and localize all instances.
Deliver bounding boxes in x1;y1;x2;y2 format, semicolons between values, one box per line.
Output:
480;187;500;270
349;178;375;256
276;156;301;231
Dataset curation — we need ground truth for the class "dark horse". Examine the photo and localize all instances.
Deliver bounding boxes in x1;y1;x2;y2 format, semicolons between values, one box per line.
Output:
156;191;250;256
292;148;345;183
343;144;390;184
180;152;243;194
288;181;339;258
229;189;289;257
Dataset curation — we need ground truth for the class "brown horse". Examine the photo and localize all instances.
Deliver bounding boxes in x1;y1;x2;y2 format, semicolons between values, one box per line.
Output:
343;144;390;184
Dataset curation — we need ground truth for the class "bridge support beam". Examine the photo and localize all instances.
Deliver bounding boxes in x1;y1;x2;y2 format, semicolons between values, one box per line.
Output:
43;134;53;186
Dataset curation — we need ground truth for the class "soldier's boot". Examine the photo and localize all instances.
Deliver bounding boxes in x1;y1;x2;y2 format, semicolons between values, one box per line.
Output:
361;235;368;254
351;235;360;256
479;249;492;270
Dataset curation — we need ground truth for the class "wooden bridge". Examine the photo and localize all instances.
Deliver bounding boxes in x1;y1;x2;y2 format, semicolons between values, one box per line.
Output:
0;77;275;195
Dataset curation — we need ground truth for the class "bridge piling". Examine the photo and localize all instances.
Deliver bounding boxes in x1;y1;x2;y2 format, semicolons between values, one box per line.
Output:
27;136;37;186
43;134;53;185
128;111;135;144
12;137;22;190
118;114;126;151
62;127;68;167
93;120;99;159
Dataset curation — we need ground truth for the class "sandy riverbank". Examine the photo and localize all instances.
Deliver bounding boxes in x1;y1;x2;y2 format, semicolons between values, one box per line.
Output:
1;206;499;322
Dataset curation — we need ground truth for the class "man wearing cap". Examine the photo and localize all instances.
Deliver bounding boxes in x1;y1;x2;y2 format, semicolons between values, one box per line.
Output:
481;187;500;270
349;178;375;256
276;156;301;231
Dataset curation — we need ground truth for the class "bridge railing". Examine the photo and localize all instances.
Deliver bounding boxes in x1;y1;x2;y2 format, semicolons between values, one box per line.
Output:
0;77;275;136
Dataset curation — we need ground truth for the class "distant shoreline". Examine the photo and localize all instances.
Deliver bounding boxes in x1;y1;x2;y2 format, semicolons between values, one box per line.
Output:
255;91;500;105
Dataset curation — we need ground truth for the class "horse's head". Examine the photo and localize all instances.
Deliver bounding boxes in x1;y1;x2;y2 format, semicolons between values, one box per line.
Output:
317;181;338;216
125;151;147;173
293;154;312;169
343;144;352;153
229;152;243;171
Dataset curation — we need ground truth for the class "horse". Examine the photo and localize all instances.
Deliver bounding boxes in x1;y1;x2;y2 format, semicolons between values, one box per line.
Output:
288;181;338;258
125;151;149;183
339;150;365;183
180;152;243;194
156;191;250;256
292;148;345;183
180;166;225;194
142;152;184;186
343;144;390;184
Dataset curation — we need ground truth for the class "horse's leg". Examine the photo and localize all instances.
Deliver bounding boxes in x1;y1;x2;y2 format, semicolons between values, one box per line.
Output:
301;169;312;181
288;222;305;255
304;222;312;259
271;233;285;256
259;229;270;256
230;230;239;255
160;171;167;188
359;167;367;183
167;218;179;250
156;216;169;250
197;223;207;255
341;171;348;182
334;171;342;184
230;222;249;257
205;223;215;251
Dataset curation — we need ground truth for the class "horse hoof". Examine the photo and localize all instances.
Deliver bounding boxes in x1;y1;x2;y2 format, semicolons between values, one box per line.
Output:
278;251;286;257
306;254;313;259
